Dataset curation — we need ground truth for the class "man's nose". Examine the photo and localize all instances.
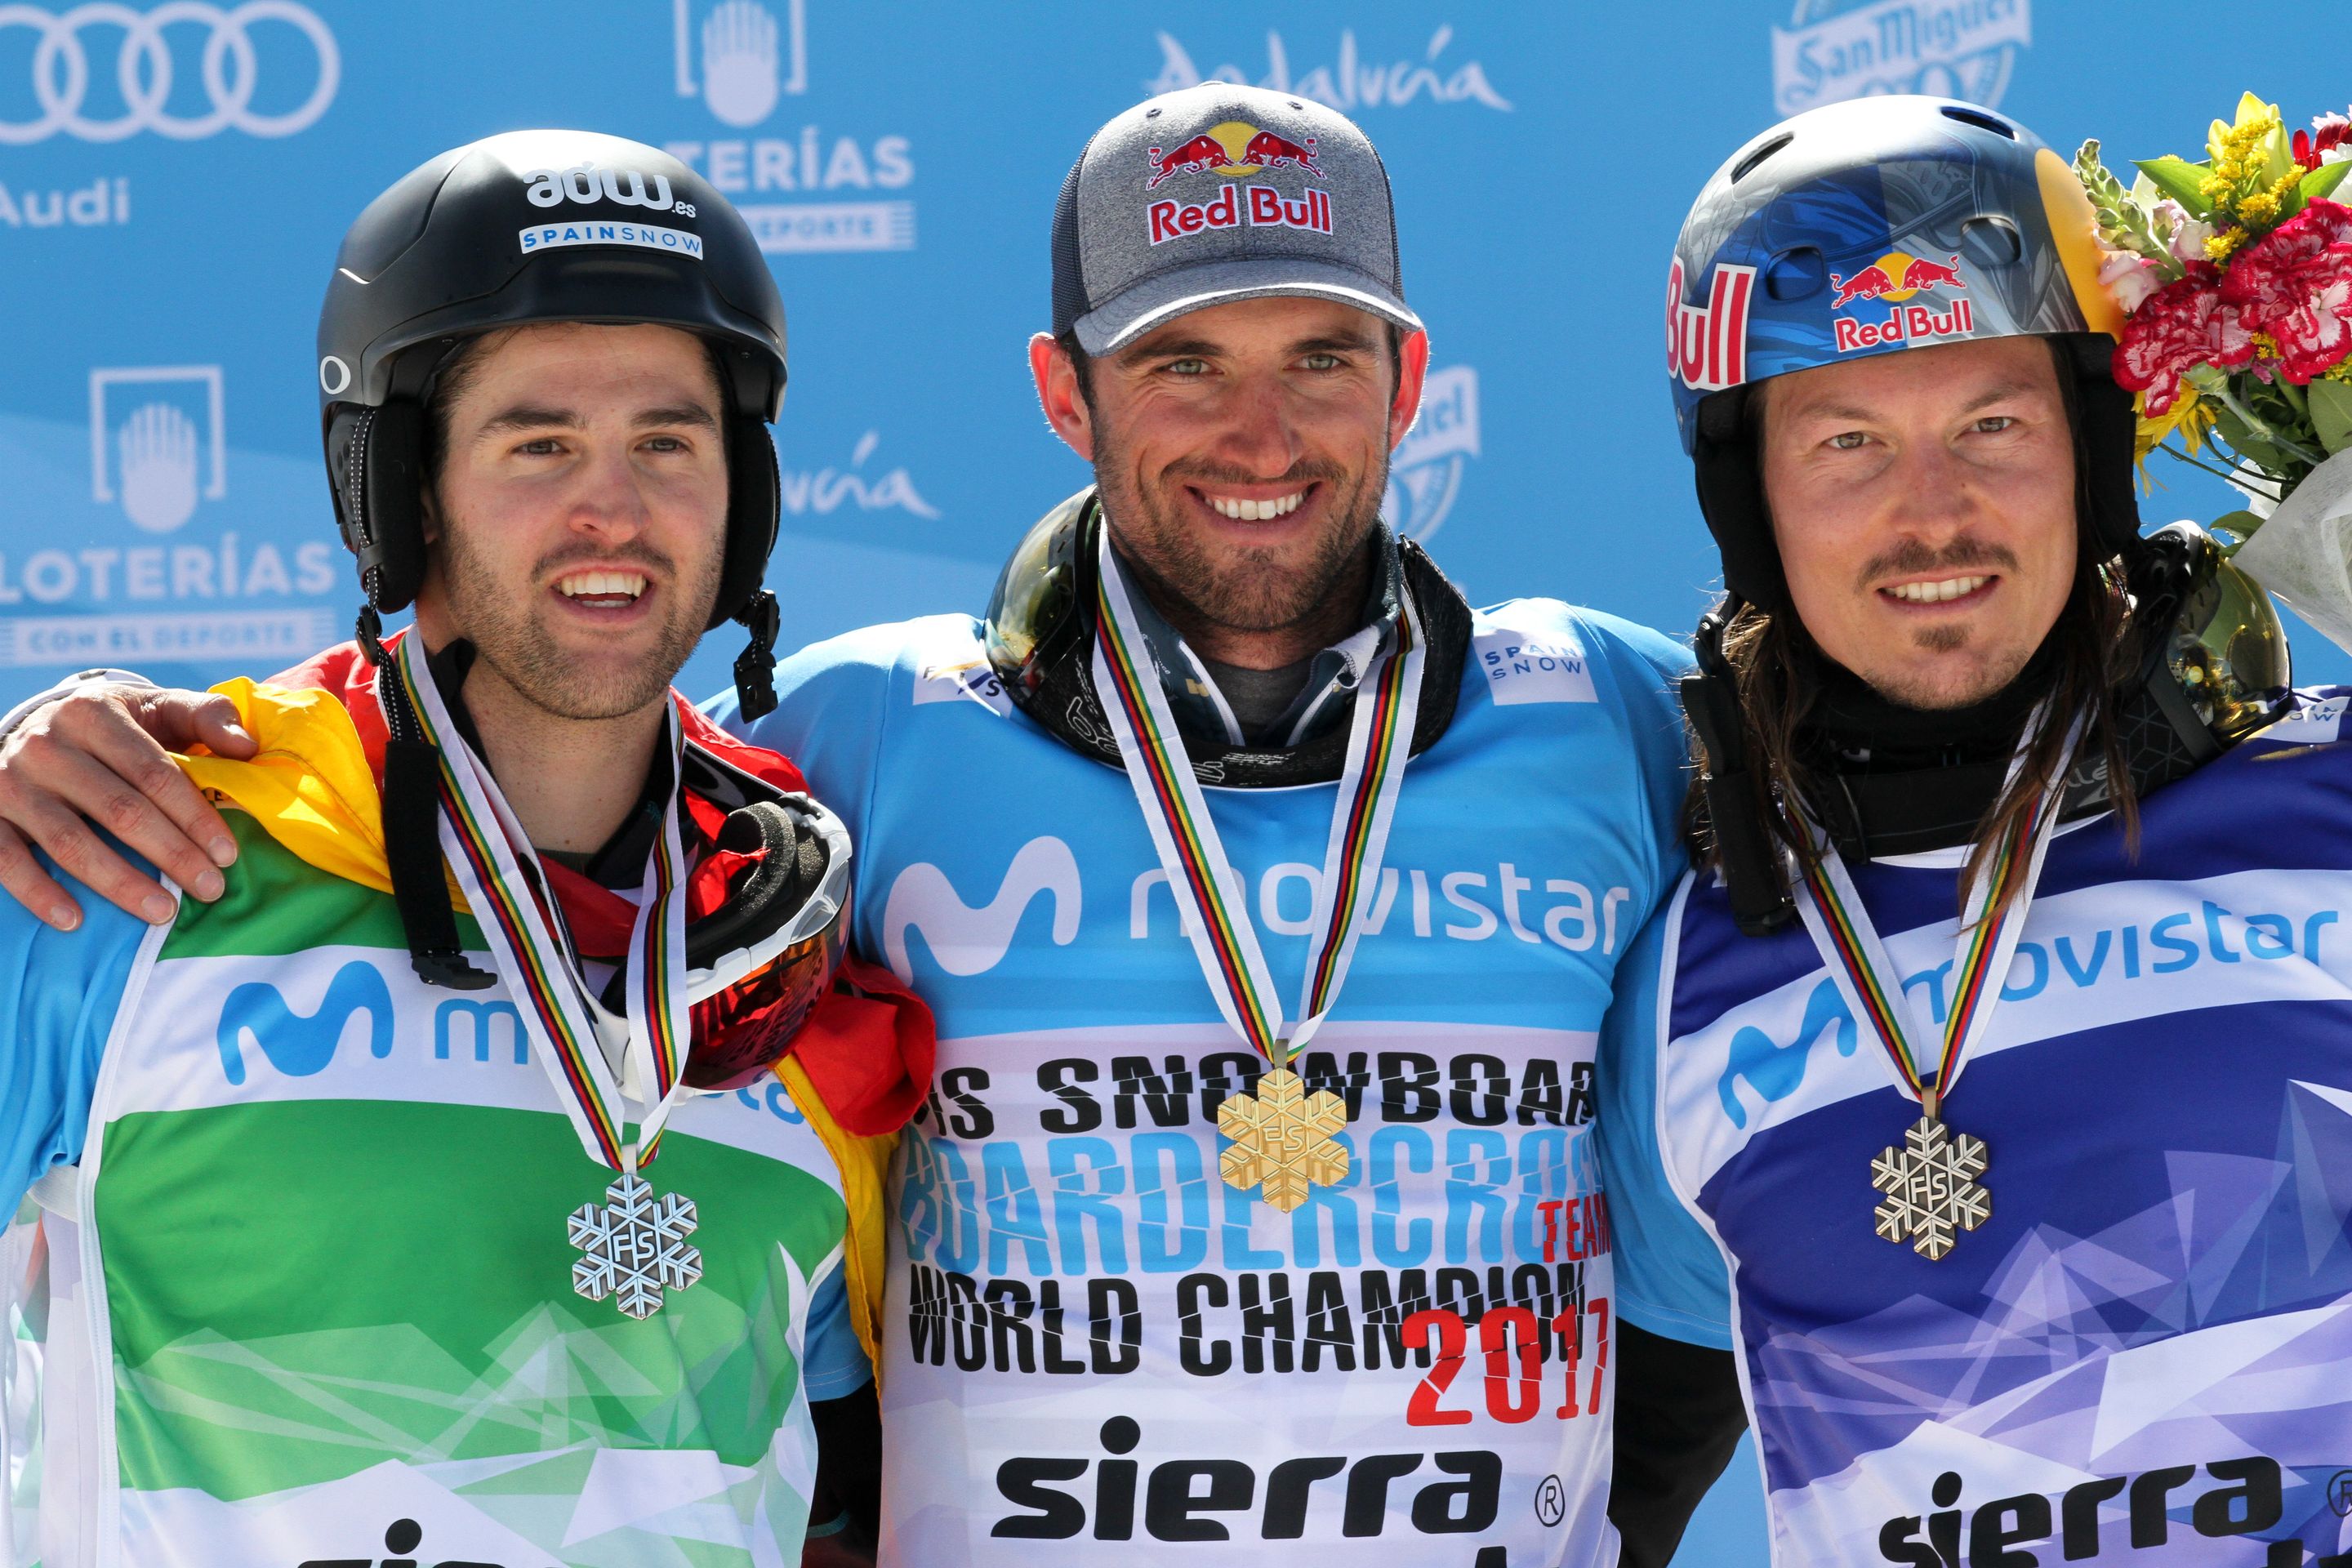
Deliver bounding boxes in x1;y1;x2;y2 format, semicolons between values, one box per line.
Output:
565;447;653;539
1882;438;1981;540
1205;375;1307;478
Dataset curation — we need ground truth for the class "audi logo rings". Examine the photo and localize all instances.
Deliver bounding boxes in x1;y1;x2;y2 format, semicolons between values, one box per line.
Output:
0;1;339;144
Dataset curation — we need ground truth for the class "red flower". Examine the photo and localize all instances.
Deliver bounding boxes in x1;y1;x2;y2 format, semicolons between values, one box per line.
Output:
2113;272;2254;414
2296;112;2351;171
2223;198;2352;381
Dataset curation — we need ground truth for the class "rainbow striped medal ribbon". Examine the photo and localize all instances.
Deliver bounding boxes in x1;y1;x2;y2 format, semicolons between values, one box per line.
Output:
1788;713;2078;1262
1089;532;1424;1213
393;633;703;1317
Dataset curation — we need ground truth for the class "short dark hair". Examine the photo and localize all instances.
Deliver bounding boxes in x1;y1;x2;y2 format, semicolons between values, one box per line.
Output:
1055;319;1406;416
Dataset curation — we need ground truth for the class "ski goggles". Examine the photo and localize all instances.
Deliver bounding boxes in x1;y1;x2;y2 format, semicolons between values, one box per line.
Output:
603;744;855;1091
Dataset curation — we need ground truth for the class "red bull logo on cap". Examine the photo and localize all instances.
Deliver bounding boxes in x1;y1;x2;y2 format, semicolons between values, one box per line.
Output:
1829;250;1975;352
1143;118;1334;247
1668;257;1756;393
1143;120;1326;189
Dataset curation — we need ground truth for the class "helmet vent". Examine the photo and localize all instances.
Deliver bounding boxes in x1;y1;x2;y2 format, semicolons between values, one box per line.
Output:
1960;215;2024;266
1730;133;1793;184
1764;246;1827;301
1940;105;2017;139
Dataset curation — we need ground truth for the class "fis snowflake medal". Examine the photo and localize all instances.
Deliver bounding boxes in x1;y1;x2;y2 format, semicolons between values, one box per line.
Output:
568;1172;705;1317
1871;1116;1991;1261
1218;1067;1351;1213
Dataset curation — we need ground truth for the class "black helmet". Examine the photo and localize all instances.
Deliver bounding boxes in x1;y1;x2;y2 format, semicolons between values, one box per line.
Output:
318;129;786;642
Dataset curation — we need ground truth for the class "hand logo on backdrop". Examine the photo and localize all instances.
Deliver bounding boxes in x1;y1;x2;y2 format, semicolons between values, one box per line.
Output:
700;0;781;127
90;366;225;530
674;0;804;125
117;403;200;533
0;1;340;145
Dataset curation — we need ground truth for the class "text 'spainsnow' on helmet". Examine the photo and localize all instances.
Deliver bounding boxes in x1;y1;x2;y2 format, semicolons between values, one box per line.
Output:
317;129;787;644
1667;96;2135;608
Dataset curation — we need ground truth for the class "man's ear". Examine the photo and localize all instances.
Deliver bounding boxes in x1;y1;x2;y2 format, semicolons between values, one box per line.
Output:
1030;332;1096;464
1387;329;1432;452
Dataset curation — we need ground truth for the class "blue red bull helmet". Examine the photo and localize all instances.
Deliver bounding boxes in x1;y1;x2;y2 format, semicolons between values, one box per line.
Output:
1668;96;2138;608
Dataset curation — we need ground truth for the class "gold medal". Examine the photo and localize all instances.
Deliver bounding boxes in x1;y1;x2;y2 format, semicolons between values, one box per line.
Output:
1217;1067;1351;1213
1089;527;1423;1212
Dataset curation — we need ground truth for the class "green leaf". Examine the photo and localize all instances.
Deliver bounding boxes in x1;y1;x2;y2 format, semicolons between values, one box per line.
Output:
2304;159;2352;203
2211;401;2292;470
2279;159;2349;220
2310;377;2352;455
2136;155;2215;216
2210;509;2268;551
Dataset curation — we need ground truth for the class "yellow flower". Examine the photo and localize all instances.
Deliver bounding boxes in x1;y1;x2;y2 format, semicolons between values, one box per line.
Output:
2202;95;2289;221
2133;388;2218;488
2206;227;2247;261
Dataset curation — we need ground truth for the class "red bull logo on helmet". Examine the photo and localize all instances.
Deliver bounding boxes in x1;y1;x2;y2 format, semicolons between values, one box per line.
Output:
1143;118;1335;247
1830;250;1976;352
1667;257;1756;393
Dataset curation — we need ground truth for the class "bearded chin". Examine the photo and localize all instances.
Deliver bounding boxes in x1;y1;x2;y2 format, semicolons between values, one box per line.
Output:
1100;454;1390;637
439;530;715;722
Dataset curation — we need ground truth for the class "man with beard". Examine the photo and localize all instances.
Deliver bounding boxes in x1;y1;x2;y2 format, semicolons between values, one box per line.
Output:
0;131;926;1566
0;89;1727;1565
1600;96;2352;1566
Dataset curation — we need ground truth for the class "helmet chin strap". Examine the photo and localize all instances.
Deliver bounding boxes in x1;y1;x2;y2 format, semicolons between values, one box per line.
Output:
357;604;497;991
731;589;780;722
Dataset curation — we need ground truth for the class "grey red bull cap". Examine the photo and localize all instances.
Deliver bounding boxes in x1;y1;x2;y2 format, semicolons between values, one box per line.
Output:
1051;82;1422;356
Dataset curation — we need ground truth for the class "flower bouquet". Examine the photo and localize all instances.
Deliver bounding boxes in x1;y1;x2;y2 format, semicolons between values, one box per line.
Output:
2074;95;2352;648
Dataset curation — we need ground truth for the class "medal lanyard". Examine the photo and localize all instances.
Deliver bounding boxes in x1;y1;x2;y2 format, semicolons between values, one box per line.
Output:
1089;532;1424;1067
391;633;694;1173
1788;711;2079;1118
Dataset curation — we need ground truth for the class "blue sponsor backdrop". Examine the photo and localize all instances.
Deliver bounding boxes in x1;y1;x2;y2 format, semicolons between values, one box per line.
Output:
2;3;2345;1560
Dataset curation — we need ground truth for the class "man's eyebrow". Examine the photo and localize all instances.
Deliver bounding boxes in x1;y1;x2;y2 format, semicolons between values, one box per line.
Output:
473;403;577;437
471;402;722;438
1118;335;1220;366
1781;380;2043;427
1955;379;2042;415
633;402;721;432
1116;330;1382;366
1288;332;1382;356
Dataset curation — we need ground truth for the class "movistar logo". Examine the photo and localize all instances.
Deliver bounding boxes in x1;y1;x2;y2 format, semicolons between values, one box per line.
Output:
216;960;395;1085
883;835;1082;982
1717;976;1855;1129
